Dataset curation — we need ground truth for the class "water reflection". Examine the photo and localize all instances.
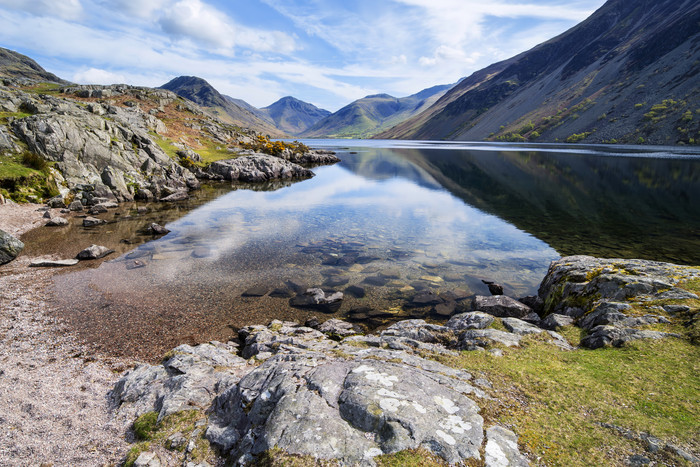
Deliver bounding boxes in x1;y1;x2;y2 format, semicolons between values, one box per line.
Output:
45;141;700;360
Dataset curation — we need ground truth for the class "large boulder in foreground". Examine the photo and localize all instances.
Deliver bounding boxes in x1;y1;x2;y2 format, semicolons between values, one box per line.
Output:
114;319;505;466
0;229;24;264
208;154;313;182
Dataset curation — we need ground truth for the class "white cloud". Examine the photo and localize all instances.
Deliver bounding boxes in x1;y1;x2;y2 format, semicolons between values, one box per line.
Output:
73;68;127;85
419;46;481;67
107;0;169;19
0;0;83;19
159;0;236;48
158;0;296;54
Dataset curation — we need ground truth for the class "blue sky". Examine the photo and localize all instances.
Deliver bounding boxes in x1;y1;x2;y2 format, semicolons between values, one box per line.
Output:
0;0;605;111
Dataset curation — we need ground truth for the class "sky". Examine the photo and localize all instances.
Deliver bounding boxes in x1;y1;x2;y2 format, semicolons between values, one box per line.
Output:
0;0;606;112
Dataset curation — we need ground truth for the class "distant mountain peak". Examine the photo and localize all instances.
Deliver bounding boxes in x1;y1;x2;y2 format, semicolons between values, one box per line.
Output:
302;84;454;139
261;96;331;136
160;75;284;136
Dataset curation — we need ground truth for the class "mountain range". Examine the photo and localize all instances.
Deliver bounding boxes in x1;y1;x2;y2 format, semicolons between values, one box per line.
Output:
300;84;452;138
1;0;698;145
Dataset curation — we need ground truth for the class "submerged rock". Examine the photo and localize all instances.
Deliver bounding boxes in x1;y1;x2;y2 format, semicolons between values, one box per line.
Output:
289;288;343;313
150;223;170;235
83;216;106;227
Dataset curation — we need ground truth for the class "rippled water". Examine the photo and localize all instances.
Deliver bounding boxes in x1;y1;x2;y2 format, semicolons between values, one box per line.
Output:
29;140;700;359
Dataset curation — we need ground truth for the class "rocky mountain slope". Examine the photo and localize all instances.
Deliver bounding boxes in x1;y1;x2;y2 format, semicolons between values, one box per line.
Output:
379;0;700;145
0;47;68;84
260;96;331;135
302;84;452;139
159;76;284;137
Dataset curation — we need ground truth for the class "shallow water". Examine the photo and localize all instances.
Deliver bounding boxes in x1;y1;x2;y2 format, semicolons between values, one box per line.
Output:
30;141;700;360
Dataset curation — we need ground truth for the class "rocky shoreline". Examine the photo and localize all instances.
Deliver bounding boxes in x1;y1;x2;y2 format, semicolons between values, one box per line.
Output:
3;203;698;467
1;80;339;207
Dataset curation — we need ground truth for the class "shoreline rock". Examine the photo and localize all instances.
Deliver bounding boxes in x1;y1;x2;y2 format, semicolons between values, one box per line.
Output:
0;228;24;264
207;154;314;182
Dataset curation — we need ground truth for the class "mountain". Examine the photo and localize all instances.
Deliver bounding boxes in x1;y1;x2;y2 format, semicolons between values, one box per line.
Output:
301;84;452;139
0;47;69;83
379;0;700;145
260;96;331;136
160;76;284;136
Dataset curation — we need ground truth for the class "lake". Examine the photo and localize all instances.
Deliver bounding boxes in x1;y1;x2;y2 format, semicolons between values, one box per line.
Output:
26;140;700;359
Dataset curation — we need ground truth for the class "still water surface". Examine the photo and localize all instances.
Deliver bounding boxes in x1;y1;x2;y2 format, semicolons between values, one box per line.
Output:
32;140;700;359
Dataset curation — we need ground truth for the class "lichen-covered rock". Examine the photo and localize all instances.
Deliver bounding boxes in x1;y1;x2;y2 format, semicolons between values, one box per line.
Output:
112;342;248;421
539;256;700;348
540;313;575;330
0;229;24;264
459;329;522;349
447;312;495;330
207;347;484;465
485;426;530;466
539;256;700;315
580;325;679;349
114;319;529;466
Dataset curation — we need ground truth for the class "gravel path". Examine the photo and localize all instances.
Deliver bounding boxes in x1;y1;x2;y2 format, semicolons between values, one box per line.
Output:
0;205;133;466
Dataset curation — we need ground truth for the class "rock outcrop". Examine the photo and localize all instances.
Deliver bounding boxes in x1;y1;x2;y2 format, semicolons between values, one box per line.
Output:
207;154;313;182
9;88;198;203
538;256;699;348
113;318;536;466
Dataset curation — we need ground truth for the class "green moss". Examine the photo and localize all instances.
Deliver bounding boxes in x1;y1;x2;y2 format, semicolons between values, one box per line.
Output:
489;318;506;332
127;410;213;464
0;151;59;203
133;411;159;440
0;111;33;123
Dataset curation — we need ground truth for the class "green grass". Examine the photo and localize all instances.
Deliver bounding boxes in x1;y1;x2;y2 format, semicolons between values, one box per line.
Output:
151;133;234;165
21;82;62;95
433;332;699;466
375;448;447;466
0;111;32;123
195;139;235;163
0;150;58;202
150;133;179;160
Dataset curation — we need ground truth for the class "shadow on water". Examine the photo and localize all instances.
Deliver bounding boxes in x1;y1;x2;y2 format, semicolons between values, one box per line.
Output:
24;141;700;360
382;147;700;265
